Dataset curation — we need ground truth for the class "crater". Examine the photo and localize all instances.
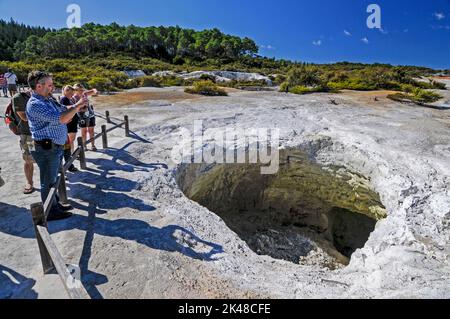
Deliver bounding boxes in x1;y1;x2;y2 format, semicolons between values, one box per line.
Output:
176;149;387;269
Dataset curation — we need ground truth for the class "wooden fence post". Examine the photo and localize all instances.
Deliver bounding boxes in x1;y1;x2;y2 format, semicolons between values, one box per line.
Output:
102;125;108;149
58;164;69;205
124;115;130;137
30;203;55;274
105;111;111;124
77;137;87;170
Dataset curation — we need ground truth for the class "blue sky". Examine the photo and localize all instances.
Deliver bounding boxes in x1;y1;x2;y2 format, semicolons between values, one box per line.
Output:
1;0;449;69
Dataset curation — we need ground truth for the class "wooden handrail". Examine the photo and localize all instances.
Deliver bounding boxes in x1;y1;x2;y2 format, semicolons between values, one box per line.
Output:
29;110;131;299
77;137;87;170
36;225;90;299
85;132;104;146
63;147;82;172
43;175;62;218
58;164;69;205
104;121;125;134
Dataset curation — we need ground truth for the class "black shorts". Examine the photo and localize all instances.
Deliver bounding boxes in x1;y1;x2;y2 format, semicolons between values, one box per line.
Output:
67;115;79;133
79;117;96;128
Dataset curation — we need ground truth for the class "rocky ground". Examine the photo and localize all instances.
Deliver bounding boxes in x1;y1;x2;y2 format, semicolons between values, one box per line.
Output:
0;85;449;299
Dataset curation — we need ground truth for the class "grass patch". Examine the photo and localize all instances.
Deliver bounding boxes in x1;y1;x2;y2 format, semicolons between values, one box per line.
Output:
185;80;228;96
387;88;442;104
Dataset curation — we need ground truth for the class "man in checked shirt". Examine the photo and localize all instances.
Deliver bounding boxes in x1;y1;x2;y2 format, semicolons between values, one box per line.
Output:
26;71;88;221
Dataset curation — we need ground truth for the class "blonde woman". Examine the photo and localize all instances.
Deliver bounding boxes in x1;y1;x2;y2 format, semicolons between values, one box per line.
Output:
73;84;98;151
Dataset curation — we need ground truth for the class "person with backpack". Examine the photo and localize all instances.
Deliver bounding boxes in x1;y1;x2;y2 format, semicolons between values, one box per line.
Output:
5;69;18;97
0;74;8;97
11;89;36;194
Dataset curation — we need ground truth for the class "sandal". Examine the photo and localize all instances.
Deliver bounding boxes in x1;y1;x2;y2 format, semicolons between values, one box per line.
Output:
23;185;35;195
91;146;98;152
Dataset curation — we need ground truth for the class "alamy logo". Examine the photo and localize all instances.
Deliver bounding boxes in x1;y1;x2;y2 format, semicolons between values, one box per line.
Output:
170;121;280;175
367;4;382;29
67;4;81;29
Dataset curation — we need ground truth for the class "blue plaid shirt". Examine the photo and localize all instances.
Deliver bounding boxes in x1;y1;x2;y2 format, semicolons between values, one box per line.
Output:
26;93;68;146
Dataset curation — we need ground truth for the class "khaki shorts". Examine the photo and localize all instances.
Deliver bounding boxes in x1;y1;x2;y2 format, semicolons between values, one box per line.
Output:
19;135;35;163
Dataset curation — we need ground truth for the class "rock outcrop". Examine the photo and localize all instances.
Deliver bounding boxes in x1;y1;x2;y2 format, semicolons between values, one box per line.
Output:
152;70;273;85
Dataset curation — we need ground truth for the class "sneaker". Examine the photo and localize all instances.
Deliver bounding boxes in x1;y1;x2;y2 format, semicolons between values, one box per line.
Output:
47;209;73;222
91;146;98;152
58;203;74;212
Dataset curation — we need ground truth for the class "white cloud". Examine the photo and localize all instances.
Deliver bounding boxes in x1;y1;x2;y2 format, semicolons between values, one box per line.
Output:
344;30;352;36
431;25;450;30
434;12;445;20
361;37;369;44
379;28;389;34
403;29;409;33
312;40;322;46
260;44;276;50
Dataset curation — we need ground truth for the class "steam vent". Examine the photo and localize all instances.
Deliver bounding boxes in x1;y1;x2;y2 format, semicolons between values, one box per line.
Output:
177;149;387;269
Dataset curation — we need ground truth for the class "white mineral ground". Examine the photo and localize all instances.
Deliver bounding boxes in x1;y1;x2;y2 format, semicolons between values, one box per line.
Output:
0;82;449;299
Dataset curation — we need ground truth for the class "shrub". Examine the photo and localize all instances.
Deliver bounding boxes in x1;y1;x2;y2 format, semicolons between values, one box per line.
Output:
412;88;442;103
279;82;289;93
400;83;416;93
387;89;442;104
185;80;228;96
156;75;185;87
138;76;161;87
199;74;216;82
412;80;446;90
431;81;447;90
387;93;408;102
222;79;268;88
327;78;377;91
118;78;140;90
279;83;330;95
285;65;323;87
88;77;114;92
289;85;314;94
271;74;286;85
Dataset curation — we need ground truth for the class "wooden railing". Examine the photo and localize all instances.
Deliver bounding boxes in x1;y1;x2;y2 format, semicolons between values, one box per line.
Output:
29;111;130;299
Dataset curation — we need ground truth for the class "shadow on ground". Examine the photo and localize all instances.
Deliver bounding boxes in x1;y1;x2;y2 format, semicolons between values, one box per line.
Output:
0;139;222;299
0;265;38;299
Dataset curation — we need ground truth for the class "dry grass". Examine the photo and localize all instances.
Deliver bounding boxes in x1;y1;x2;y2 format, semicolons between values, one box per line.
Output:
338;90;398;106
92;90;200;108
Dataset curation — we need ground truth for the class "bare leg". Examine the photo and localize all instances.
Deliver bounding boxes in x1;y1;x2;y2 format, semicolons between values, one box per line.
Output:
68;133;77;153
24;161;34;187
81;128;88;148
88;127;96;148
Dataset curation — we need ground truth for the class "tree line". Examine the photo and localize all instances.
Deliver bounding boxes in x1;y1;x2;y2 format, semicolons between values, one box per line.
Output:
0;19;52;61
1;20;259;63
